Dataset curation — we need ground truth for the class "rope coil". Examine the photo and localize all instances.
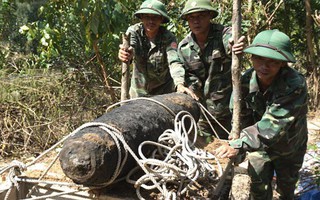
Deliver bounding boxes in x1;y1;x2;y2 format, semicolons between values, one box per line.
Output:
126;110;223;199
0;160;26;200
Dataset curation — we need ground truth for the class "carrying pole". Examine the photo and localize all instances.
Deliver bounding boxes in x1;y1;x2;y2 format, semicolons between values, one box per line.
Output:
230;0;242;139
121;33;131;101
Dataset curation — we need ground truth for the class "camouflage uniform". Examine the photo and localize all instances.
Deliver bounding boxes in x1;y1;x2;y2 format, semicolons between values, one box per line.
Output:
126;23;184;98
230;66;308;200
177;23;232;139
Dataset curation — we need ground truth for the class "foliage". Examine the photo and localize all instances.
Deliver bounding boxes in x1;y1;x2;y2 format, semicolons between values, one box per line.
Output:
166;0;189;41
1;0;319;73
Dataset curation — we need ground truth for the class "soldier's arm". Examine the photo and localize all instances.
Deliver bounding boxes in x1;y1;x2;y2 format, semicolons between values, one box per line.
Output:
229;75;308;152
223;26;246;56
165;34;185;87
177;40;203;98
126;24;149;97
118;25;138;63
165;34;198;100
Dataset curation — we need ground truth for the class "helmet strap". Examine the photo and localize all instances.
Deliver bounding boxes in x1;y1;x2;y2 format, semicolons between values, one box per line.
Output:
251;43;290;61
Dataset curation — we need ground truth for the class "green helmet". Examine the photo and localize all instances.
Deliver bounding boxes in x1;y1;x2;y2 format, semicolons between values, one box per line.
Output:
244;29;296;63
181;0;218;19
134;0;170;23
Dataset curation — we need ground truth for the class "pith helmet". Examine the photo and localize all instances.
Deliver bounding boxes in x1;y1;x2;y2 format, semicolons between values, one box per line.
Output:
181;0;219;19
134;0;170;23
244;29;296;63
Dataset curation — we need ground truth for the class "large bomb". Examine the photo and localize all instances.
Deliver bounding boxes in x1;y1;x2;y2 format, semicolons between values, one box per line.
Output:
59;93;200;187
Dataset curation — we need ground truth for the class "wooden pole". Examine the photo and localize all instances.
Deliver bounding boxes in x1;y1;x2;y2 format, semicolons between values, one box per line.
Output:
230;0;242;139
305;0;318;107
121;33;131;101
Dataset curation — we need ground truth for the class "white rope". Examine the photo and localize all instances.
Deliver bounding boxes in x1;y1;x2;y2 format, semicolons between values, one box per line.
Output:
26;122;106;168
126;111;224;199
106;97;176;117
15;177;84;187
21;188;88;200
197;102;231;139
0;160;26;200
25;153;61;198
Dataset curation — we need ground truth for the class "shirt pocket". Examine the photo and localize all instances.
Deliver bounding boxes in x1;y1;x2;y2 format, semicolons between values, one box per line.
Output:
154;53;166;75
208;49;224;73
204;50;227;97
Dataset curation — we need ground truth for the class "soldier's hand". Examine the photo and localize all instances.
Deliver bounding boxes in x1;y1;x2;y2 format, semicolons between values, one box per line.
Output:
213;144;239;159
177;84;199;101
229;36;246;55
118;44;133;63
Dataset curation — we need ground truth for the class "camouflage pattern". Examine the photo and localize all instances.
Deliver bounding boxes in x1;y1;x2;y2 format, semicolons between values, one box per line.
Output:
177;23;232;138
229;66;308;199
247;147;306;200
126;23;184;98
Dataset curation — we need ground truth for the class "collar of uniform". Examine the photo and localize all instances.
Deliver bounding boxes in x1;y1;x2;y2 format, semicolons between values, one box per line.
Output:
249;70;260;94
138;22;144;35
188;32;197;48
207;24;216;40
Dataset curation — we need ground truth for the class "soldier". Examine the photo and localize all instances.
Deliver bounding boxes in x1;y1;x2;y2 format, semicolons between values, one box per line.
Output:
118;0;195;99
176;0;244;139
214;29;308;200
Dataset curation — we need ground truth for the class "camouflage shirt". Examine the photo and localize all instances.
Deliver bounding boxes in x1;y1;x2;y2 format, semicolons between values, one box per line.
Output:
229;66;308;156
177;23;232;119
126;23;184;98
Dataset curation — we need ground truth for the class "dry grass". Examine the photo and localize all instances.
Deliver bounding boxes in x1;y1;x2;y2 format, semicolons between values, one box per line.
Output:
0;69;116;158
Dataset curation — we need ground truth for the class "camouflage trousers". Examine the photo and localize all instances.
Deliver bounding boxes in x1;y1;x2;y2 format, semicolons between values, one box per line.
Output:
247;145;306;200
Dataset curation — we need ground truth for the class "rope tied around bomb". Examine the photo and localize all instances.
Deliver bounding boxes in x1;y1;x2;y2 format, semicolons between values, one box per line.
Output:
0;97;228;200
126;110;223;199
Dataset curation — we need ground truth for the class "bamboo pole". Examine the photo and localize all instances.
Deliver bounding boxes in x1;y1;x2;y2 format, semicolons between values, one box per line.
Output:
230;0;242;139
121;33;131;101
